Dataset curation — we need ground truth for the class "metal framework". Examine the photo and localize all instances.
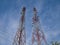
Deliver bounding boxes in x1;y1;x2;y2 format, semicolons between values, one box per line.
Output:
13;7;26;45
13;7;47;45
32;8;47;45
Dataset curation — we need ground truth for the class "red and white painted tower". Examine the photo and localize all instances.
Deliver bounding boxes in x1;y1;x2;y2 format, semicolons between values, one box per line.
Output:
32;8;47;45
13;7;26;45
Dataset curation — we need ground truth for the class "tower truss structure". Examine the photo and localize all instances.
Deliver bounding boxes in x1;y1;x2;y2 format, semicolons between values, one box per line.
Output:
32;8;47;45
13;7;26;45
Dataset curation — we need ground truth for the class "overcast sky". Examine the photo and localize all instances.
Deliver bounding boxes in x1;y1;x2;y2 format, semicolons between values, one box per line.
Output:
0;0;60;45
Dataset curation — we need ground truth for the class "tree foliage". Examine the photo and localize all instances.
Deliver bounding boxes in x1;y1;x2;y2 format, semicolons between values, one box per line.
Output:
51;41;60;45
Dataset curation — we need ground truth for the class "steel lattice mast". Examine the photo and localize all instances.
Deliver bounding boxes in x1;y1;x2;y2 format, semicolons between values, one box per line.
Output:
32;8;47;45
13;7;26;45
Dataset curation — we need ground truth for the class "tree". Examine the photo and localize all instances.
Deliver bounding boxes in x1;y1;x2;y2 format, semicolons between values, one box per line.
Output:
51;41;60;45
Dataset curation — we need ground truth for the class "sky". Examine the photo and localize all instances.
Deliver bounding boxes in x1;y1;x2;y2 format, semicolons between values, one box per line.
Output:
0;0;60;45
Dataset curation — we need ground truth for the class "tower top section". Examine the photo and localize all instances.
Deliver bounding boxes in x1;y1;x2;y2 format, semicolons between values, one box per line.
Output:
22;7;26;12
21;7;26;16
33;7;37;15
33;8;36;11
